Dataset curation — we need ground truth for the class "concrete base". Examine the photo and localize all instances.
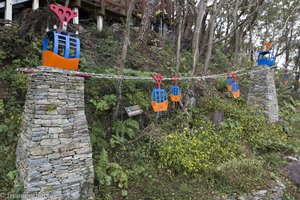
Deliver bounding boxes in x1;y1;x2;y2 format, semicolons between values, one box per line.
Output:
96;15;103;31
73;7;79;25
32;0;39;10
5;0;13;25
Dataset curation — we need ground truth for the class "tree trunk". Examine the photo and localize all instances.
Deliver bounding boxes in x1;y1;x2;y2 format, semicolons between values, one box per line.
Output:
191;0;207;75
176;1;188;75
249;28;253;66
120;0;137;69
137;0;156;47
203;0;224;74
112;0;137;124
65;0;70;7
285;30;289;69
183;11;194;46
285;23;294;69
295;48;300;90
198;9;209;56
233;0;239;67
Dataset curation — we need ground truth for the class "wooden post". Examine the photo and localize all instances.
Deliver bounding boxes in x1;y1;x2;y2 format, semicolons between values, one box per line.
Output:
160;0;164;36
100;0;105;16
73;7;79;24
32;0;39;10
165;0;170;19
161;0;165;17
141;0;145;16
5;0;12;25
159;18;163;36
125;0;129;15
171;0;174;25
97;15;104;31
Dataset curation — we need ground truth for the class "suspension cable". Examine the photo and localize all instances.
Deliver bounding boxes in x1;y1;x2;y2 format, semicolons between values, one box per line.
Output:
17;67;268;81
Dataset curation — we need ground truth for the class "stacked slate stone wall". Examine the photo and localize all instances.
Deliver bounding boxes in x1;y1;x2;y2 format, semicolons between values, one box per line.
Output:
247;67;279;122
16;66;94;199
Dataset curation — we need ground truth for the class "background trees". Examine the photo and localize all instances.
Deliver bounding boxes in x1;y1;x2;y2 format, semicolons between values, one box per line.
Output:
134;0;300;73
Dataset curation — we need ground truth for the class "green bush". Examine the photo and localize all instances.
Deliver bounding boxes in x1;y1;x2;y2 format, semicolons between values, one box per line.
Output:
89;95;117;114
280;97;300;136
199;98;287;149
158;118;240;174
157;98;287;175
95;148;129;198
111;119;140;147
0;99;4;114
0;98;23;193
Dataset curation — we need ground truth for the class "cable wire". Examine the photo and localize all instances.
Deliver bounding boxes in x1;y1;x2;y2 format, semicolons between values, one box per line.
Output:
17;67;268;81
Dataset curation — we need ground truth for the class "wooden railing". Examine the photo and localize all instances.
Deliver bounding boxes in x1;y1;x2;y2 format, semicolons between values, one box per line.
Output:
76;0;172;19
0;0;174;26
0;0;31;9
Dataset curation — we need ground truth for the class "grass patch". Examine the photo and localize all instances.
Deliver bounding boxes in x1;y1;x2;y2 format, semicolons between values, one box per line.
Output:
261;152;288;173
127;173;214;200
211;158;272;193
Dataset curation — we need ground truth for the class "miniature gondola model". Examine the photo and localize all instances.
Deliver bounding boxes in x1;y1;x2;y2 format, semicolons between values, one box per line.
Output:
226;72;233;91
231;72;240;98
283;70;289;86
257;40;275;67
151;74;168;112
42;4;80;71
257;51;275;67
170;76;181;102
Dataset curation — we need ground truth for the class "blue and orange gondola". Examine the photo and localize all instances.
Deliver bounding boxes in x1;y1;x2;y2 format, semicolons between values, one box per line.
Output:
231;73;240;98
151;74;168;112
283;70;288;86
170;76;181;102
42;4;80;71
257;50;275;67
226;72;233;91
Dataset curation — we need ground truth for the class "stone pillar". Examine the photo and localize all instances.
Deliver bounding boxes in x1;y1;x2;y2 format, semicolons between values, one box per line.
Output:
5;0;12;25
73;7;79;25
247;67;279;122
16;67;94;200
32;0;39;10
96;15;103;31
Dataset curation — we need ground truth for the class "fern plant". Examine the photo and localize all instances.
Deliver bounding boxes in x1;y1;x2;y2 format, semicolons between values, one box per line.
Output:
95;148;129;197
95;148;112;187
111;119;139;147
0;99;4;115
89;95;117;114
280;97;300;135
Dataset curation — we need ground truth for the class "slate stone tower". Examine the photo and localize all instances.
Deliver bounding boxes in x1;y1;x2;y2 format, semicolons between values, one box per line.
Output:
247;67;279;122
16;67;94;199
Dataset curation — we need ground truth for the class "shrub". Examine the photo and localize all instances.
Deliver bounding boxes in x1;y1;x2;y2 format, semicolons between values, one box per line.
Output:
157;98;287;175
95;148;129;198
157;118;240;174
199;98;287;150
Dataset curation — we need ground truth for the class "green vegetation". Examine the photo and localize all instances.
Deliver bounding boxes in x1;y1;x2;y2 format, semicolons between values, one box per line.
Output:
0;24;300;200
158;99;286;175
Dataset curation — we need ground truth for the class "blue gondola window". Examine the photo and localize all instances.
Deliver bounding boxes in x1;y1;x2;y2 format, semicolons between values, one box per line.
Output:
232;82;239;92
171;85;180;96
152;89;166;103
42;31;80;59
